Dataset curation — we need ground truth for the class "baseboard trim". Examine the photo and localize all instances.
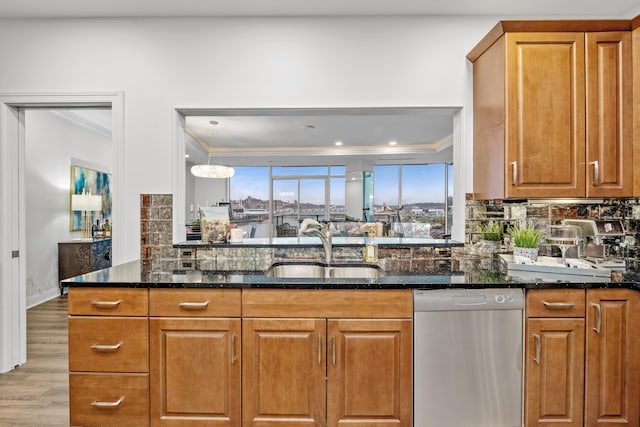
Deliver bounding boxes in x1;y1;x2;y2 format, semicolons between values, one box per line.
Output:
27;287;61;309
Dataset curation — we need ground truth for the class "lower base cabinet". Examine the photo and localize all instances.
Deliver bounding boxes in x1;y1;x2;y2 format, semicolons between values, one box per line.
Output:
242;318;412;427
69;373;149;427
525;289;640;427
68;288;413;427
584;289;640;427
150;318;241;427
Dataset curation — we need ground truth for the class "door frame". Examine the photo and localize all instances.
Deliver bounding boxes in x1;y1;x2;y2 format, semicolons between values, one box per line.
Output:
0;92;124;373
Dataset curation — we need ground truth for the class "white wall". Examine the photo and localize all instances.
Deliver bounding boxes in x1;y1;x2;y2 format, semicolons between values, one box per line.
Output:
185;160;229;222
24;109;112;306
0;15;500;262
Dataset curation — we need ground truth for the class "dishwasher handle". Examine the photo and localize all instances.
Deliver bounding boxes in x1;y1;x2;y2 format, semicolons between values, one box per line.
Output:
452;295;487;306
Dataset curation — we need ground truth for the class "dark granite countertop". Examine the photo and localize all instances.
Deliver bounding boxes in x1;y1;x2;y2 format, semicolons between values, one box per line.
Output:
62;258;640;290
174;237;465;249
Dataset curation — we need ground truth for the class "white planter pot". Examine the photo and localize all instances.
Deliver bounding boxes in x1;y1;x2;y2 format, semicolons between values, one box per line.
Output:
513;246;538;263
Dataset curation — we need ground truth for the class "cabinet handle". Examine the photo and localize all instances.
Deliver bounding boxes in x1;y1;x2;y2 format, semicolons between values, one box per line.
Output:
231;334;237;364
178;300;209;309
592;303;601;333
590;161;599;186
533;334;540;364
511;161;517;186
91;396;125;408
91;342;123;352
543;301;576;309
91;300;121;308
318;334;322;365
332;335;336;365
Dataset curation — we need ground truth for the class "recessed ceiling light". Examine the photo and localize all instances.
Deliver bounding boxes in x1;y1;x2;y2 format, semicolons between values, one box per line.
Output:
335;141;343;146
389;141;397;146
185;154;190;158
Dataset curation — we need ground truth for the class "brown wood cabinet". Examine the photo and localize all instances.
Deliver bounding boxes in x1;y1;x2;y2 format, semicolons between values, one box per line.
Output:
327;319;412;427
68;287;412;427
525;289;586;427
241;289;413;427
584;289;640;426
68;287;149;427
149;289;242;427
469;22;633;199
525;288;640;427
242;318;326;427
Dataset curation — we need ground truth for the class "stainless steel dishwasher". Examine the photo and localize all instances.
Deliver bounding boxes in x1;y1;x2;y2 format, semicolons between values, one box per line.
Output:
414;288;524;427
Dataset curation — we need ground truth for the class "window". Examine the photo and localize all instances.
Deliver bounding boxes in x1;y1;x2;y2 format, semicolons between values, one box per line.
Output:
373;163;452;238
231;165;345;237
229;166;269;221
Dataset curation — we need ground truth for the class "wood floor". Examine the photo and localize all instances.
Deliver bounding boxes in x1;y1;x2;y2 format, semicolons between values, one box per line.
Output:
0;297;69;427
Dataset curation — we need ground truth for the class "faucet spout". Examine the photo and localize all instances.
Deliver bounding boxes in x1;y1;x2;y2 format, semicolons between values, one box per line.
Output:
299;220;333;265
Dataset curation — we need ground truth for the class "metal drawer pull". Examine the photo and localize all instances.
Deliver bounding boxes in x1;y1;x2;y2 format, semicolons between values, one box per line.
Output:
91;300;121;308
511;161;517;186
592;303;601;333
332;335;336;365
533;334;540;364
590;160;599;185
91;396;125;408
178;300;210;309
231;334;237;364
91;342;123;352
543;301;576;309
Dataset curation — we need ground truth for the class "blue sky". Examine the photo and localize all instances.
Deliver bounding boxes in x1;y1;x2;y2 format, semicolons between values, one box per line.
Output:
230;164;452;206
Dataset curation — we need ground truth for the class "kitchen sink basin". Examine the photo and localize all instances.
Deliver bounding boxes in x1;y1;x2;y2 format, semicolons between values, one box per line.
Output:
264;262;384;279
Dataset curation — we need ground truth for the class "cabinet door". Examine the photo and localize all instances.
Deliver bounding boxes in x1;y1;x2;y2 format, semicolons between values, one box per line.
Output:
585;32;633;197
506;32;586;198
242;318;326;427
525;318;585;427
585;289;640;427
327;319;412;427
150;318;241;427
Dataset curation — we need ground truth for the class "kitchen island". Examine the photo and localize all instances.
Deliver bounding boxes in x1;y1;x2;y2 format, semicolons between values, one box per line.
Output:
64;255;640;427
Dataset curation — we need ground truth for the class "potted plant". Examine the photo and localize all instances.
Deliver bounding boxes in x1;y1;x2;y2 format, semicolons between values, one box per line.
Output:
478;222;502;243
508;225;543;262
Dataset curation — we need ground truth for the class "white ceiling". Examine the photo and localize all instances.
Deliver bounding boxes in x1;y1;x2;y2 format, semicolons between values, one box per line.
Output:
0;0;636;18
183;108;457;167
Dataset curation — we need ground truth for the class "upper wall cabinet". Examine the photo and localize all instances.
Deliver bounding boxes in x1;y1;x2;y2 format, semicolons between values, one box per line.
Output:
468;21;633;199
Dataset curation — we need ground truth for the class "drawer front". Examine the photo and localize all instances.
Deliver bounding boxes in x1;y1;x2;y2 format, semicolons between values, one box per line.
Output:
526;289;586;318
243;289;413;318
149;289;241;317
68;288;148;316
69;373;148;427
69;317;148;372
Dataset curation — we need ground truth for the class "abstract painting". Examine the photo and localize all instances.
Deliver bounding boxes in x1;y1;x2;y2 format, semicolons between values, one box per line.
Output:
69;165;112;231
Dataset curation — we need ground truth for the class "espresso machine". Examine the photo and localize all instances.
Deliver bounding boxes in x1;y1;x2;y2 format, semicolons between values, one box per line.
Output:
561;219;626;270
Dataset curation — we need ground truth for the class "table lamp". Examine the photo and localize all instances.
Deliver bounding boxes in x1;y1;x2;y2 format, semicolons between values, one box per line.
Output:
71;190;102;239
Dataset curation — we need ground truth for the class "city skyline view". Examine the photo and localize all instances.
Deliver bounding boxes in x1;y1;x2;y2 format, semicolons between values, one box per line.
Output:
229;164;453;208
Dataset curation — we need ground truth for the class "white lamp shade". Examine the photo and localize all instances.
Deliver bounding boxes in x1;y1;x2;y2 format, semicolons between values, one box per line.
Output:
71;193;102;211
191;164;235;179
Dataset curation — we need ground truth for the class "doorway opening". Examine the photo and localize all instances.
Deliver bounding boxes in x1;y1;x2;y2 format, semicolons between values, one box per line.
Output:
0;93;124;373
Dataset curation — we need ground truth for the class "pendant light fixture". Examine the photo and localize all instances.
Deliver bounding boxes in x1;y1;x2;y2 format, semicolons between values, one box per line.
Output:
191;120;235;179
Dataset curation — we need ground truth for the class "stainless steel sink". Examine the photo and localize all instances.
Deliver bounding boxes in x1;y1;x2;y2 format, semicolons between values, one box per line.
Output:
264;262;384;279
329;264;384;279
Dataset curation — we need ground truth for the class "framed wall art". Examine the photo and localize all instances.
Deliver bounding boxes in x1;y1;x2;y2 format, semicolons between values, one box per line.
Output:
69;165;112;231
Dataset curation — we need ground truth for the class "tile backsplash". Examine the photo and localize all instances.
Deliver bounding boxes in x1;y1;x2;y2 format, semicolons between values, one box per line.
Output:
140;193;459;274
465;196;640;265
